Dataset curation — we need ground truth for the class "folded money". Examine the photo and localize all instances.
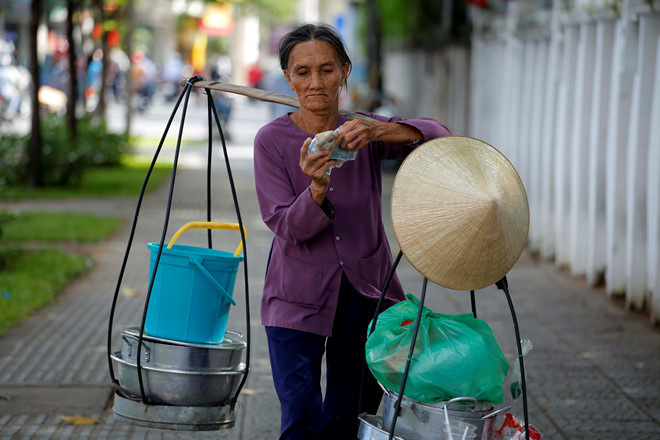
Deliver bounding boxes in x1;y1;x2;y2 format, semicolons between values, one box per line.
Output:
308;129;357;174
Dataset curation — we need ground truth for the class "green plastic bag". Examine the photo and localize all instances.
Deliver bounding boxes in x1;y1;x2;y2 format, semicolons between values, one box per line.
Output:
365;294;509;404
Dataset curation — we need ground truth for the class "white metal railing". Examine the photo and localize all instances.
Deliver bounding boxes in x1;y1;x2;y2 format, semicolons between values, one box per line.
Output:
468;0;660;323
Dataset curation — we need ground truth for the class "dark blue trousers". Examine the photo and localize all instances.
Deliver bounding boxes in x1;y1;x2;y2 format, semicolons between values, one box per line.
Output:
265;276;383;439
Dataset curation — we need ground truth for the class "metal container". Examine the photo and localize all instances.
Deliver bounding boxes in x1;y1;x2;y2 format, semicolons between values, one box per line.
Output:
382;390;509;440
113;392;236;431
111;351;246;407
121;327;245;372
358;413;405;440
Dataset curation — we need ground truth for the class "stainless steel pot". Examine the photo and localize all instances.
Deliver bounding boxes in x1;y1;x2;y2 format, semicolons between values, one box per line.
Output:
121;327;245;372
381;389;510;440
358;413;405;440
111;351;246;406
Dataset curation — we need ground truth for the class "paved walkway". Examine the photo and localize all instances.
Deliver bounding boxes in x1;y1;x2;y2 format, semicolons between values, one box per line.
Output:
1;100;659;439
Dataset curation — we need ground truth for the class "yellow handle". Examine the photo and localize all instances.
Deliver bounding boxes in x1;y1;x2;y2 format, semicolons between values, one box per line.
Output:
167;221;246;256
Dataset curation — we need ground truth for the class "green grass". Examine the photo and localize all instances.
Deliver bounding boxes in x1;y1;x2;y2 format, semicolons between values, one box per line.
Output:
0;211;121;335
0;155;172;200
0;248;91;336
0;152;170;335
3;212;123;242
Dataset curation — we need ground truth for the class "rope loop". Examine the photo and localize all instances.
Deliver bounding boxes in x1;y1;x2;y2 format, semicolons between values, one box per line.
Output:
186;75;206;86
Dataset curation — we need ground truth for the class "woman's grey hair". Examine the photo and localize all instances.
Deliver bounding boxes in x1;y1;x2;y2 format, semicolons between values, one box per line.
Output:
278;23;352;84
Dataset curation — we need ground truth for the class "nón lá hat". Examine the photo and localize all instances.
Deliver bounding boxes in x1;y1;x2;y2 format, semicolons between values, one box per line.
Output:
391;136;529;291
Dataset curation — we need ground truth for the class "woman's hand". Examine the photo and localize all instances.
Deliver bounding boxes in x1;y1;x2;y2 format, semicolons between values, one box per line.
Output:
338;119;424;151
337;119;379;152
300;137;336;205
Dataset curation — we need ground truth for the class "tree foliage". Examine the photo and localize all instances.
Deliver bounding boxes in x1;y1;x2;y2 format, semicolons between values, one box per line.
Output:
239;0;295;20
376;0;471;48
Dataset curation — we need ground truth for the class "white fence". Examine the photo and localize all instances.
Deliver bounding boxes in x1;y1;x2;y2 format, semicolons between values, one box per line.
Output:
468;0;660;323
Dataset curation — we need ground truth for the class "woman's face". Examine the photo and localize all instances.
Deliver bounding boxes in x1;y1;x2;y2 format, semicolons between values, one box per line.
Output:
284;40;349;114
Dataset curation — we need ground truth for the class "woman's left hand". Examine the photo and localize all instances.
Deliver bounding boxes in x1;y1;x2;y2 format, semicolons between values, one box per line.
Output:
338;118;424;151
338;119;382;152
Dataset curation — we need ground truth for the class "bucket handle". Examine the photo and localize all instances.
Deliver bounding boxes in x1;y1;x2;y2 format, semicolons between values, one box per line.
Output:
167;221;246;256
481;405;511;420
446;396;479;412
190;256;237;306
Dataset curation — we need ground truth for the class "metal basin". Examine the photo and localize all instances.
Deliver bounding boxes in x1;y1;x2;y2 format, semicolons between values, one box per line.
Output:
111;351;246;407
113;392;236;431
121;327;245;372
358;413;405;440
382;390;509;440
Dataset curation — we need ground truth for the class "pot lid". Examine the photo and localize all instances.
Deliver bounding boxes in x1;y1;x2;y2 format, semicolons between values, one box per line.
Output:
391;136;529;291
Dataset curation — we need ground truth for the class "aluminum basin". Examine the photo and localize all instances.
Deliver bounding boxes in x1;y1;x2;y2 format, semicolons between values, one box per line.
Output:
113;392;236;431
112;351;246;407
121;327;245;372
381;390;506;440
358;413;404;440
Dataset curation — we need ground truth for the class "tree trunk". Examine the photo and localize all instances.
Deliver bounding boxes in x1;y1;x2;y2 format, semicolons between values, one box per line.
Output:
365;0;383;112
124;1;134;137
66;0;77;137
94;0;107;119
28;0;43;187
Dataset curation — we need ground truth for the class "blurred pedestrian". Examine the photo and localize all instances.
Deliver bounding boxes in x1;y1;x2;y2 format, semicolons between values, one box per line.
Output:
108;48;129;103
264;64;296;120
130;51;157;112
86;48;103;103
248;63;264;89
0;40;31;120
162;53;184;102
247;63;264;103
209;64;232;138
253;23;451;439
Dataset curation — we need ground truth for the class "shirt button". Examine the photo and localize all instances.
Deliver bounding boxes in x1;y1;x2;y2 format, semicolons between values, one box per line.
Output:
339;261;344;265
335;236;340;241
329;187;334;192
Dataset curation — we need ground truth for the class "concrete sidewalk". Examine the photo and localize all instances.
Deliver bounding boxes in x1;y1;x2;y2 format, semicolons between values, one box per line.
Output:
1;101;659;439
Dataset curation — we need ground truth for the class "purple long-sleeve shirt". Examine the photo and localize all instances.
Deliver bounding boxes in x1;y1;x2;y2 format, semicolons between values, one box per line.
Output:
254;112;451;336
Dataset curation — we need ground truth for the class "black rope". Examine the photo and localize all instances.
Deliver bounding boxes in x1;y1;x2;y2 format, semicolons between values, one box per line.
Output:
369;250;404;337
388;277;428;440
207;89;251;412
206;92;213;248
135;81;194;402
470;290;477;318
497;276;530;440
106;81;191;392
107;75;248;408
358;250;403;414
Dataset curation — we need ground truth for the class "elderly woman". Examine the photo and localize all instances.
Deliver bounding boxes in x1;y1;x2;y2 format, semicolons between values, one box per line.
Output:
253;23;451;439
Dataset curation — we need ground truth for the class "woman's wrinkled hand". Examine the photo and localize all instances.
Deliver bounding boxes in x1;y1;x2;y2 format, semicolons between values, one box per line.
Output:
300;137;335;188
337;119;381;152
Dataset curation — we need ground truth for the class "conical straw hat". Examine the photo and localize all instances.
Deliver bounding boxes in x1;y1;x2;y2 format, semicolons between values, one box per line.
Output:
391;136;529;291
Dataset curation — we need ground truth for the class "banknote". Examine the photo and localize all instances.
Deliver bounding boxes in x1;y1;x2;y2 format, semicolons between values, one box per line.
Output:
308;129;357;174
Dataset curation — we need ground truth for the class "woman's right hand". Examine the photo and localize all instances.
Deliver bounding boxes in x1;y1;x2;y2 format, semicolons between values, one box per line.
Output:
300;137;336;205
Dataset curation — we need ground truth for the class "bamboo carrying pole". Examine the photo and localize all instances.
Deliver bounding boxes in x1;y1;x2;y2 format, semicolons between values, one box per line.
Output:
183;79;375;122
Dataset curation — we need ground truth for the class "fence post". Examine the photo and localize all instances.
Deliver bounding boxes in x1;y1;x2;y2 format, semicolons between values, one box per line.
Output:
528;39;548;251
540;26;561;260
554;25;579;267
606;19;638;296
649;35;660;324
586;20;615;287
569;22;597;276
625;15;660;309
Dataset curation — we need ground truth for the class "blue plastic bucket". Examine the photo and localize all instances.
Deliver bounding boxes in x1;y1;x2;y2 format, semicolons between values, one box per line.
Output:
144;223;244;344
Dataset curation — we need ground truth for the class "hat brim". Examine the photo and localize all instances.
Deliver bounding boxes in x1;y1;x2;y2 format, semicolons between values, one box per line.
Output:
391;136;529;291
